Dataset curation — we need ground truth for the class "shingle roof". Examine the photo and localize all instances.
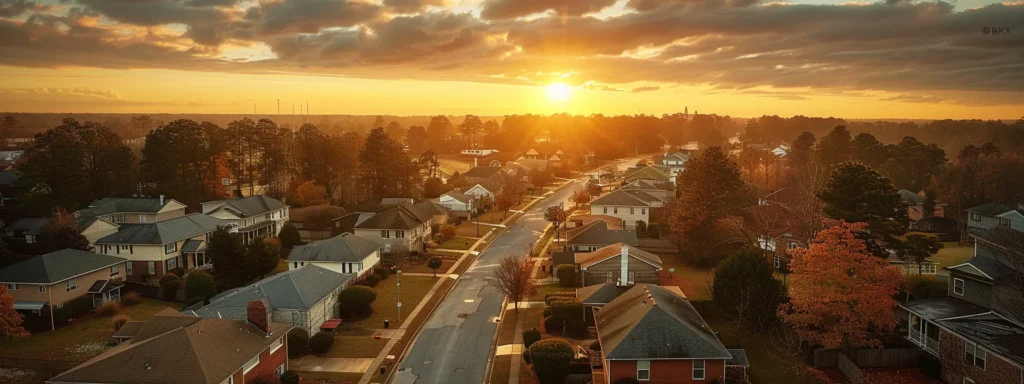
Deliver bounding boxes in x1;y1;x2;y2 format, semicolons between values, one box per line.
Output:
0;249;124;284
726;349;750;367
551;251;576;267
182;239;206;253
443;191;473;204
567;221;638;247
86;197;170;215
596;284;731;360
205;195;288;217
898;190;926;205
415;200;450;216
192;265;352;320
620;179;674;192
575;243;662;270
576;283;630;306
0;170;21;186
288;233;381;263
354;203;431;230
96;213;224;245
591;190;657;207
49;311;291;384
5;217;51;234
461;166;503;179
900;297;989;321
624;166;672;182
939;313;1024;366
967;202;1014;216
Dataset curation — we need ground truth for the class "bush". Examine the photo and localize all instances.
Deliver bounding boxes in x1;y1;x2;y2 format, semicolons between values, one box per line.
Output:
309;331;335;354
918;353;941;379
550;300;584;321
168;267;186;278
712;248;787;330
279;223;303;249
95;301;121;316
545;294;574;306
187;296;207;307
523;328;542;349
248;372;281;384
543;307;551;317
185;270;217;301
121;291;141;306
556;265;576;287
374;266;391;280
905;275;947;300
522;349;531;364
339;286;377;316
365;274;381;287
439;225;457;240
589;340;601;351
280;370;300;384
159;274;182;301
112;314;131;330
287;328;309;358
543;315;562;332
529;339;574;384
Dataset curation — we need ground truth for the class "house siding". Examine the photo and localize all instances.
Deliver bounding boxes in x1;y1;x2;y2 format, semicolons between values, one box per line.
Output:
80;220;119;245
938;329;1023;384
948;274;994;309
353;226;429;254
5;263;125;306
269;287;341;332
605;359;726;384
589;205;650;229
581;255;659;286
288;250;380;278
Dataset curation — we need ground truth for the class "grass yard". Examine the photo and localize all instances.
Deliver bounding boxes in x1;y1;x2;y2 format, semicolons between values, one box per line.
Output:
341;275;439;329
456;222;495;238
530;283;573;301
319;335;389;358
932;241;974;275
399;257;455;275
0;298;184;361
438;236;478;250
697;306;800;383
656;252;714;301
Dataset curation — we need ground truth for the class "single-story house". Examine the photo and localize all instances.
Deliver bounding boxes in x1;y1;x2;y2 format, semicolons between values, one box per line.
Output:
439;191;476;218
0;249;127;314
288;233;381;278
575;243;663;287
565;220;638;252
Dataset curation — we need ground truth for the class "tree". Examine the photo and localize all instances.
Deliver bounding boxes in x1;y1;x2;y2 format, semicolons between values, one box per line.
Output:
712;248;787;330
207;227;249;290
570;190;591;208
160;274;182;301
423;177;446;199
359;128;420;202
42;210;90;252
458;115;484;149
556;264;576;287
781;221;902;349
0;284;27;339
278;223;302;249
544;206;567;242
900;234;943;274
817;162;906;257
585;179;602;197
406;125;428;155
789;131;816;171
0;240;29;269
309;331;334;354
287;328;309;357
338;286;377;316
428;257;443;277
814;125;851;169
141;119;225;206
248;237;280;279
384;121;405;142
295;181;328;207
426;115;453;152
921;189;937;218
493;254;537;312
529;339;574;384
495;191;515;219
185;270;217;302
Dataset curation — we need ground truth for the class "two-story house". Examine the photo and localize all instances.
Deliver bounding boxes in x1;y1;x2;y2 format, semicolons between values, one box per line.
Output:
967;203;1024;232
618;179;675;202
353;203;432;254
0;249;127;315
78;196;187;224
623;165;673;184
899;189;946;222
661;151;689;177
287;233;381;278
202;195;290;244
901;228;1024;384
94;213;224;283
589;190;663;230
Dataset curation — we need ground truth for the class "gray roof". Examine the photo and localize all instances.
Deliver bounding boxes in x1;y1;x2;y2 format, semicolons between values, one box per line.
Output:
901;297;989;321
288;233;381;263
205;195;288;217
354;203;431;230
898;190;926;205
939;313;1024;366
0;170;21;186
567;221;638;247
96;214;224;245
663;152;689;162
415;200;450;216
86;197;169;215
620;179;674;192
5;217;51;234
576;283;629;306
443;190;473;203
967;202;1014;216
0;249;125;284
591;190;657;207
596;284;731;360
192;265;352;319
551;251;576;267
461;166;503;179
181;239;206;253
726;349;750;367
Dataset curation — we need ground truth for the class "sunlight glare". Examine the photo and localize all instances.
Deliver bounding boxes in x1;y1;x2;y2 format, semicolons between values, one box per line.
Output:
546;83;572;103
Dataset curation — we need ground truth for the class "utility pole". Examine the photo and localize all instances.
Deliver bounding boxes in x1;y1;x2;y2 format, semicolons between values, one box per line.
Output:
396;270;402;323
277;99;280;115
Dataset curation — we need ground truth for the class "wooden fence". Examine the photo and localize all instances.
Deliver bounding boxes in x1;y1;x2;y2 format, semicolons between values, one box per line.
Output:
836;353;864;383
0;356;83;373
814;348;920;369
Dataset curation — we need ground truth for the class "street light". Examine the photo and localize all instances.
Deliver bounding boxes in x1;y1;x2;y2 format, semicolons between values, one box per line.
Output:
396;270;402;324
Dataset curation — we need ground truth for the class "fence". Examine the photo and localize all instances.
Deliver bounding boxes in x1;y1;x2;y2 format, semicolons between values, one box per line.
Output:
0;356;83;373
814;348;920;369
836;353;864;383
637;238;679;254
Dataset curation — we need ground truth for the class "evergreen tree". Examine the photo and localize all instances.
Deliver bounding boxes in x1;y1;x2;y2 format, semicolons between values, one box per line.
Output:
207;227;248;290
817;162;906;257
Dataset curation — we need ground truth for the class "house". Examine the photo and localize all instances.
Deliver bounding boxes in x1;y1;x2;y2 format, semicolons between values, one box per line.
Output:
288;205;349;242
661;151;689;176
966;203;1024;232
623;165;673;184
618;179;675;202
899;189;945;221
415;200;451;226
94;213;224;283
2;213;121;251
565;221;638;252
189;264;352;332
888;254;939;276
77;196;187;224
595;284;737;384
0;249;127;313
50;304;291;384
460;149;500;156
439;191;475;218
589;190;663;229
575;243;663;286
201;195;290;244
462;180;502;203
461;166;505;184
288;233;381;277
751;188;807;271
353;203;432;255
900;228;1024;384
1;217;50;247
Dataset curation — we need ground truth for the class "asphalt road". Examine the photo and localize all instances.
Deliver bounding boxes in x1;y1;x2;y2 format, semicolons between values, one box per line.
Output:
394;157;646;384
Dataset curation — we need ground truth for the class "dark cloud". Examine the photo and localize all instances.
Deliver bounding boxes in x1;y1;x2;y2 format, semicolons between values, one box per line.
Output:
73;0;233;26
632;85;659;92
384;0;445;13
244;0;383;34
0;0;46;17
480;0;617;20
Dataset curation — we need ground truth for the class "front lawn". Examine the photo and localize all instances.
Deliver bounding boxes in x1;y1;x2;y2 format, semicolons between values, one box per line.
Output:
438;236;478;250
0;298;184;361
341;275;439;329
656;252;714;301
530;284;573;301
932;241;974;275
319;335;389;358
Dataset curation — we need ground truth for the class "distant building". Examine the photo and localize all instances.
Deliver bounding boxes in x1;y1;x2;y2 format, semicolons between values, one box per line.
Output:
460;149;499;156
202;195;290;244
966;202;1024;232
899;189;945;221
0;249;127;313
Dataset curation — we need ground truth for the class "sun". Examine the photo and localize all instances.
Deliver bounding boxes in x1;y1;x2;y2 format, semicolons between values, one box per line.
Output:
546;83;572;103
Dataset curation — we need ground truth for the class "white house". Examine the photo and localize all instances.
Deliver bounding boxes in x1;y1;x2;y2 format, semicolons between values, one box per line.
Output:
201;195;290;244
439;191;475;218
287;233;381;278
353;203;432;254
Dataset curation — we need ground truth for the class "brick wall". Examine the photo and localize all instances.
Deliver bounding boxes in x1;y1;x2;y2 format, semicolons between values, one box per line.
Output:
606;359;727;384
241;335;289;383
125;260;163;283
939;329;1022;384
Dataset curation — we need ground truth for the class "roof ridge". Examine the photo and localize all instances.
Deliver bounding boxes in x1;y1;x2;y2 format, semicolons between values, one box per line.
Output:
182;327;216;384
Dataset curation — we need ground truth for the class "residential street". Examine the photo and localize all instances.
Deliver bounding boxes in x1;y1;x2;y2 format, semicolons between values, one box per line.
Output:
394;157;645;384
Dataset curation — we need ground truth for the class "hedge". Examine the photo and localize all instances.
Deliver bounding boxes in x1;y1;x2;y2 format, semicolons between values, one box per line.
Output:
366;274;381;287
310;331;335;354
287;328;309;358
529;339;574;384
374;266;391;280
556;265;576;287
523;328;542;349
339;285;377;316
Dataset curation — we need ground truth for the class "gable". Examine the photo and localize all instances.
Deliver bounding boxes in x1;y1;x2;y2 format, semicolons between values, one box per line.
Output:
996;210;1024;222
158;199;187;213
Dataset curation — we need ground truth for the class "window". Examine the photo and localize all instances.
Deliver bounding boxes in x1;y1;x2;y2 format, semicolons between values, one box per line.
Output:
965;341;987;370
148;261;156;275
641;208;646;215
692;359;706;380
38;285;46;293
773;255;781;268
953;278;965;296
614;207;618;214
66;278;77;291
969;212;980;221
242;355;259;374
6;283;17;290
335;222;341;228
923;264;936;274
293;262;299;269
165;242;177;254
25;234;36;243
275;363;285;376
166;257;177;272
999;218;1011;228
630;207;635;215
788;241;799;250
270;337;284;354
396;231;405;239
603;207;608;214
381;230;390;239
126;262;133;275
110;265;119;277
637;360;650;381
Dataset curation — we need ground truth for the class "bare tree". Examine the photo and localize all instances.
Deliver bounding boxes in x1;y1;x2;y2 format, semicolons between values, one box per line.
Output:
985;228;1024;322
493;254;537;312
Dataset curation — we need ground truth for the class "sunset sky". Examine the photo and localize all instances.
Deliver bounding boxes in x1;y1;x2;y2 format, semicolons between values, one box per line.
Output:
0;0;1021;118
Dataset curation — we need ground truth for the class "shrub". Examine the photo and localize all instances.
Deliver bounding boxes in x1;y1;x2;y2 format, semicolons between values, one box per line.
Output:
309;331;335;354
543;315;562;332
365;274;381;287
279;223;303;249
159;274;182;301
339;286;377;316
918;353;941;380
185;270;217;301
373;266;390;280
187;296;207;307
168;267;186;278
556;265;576;287
550;300;584;321
905;275;947;300
543;307;551;317
112;314;131;330
589;340;601;351
523;328;542;349
712;248;787;330
95;302;121;316
287;328;309;358
248;372;280;384
529;339;574;384
121;291;141;306
439;225;457;240
280;370;300;384
522;349;531;364
545;295;574;306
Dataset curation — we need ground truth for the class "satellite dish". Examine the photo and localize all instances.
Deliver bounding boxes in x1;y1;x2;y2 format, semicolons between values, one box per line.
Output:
669;268;676;273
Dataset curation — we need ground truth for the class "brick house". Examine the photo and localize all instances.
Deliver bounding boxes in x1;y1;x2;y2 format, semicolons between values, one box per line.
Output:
0;249;127;314
900;228;1024;384
93;213;223;283
49;302;291;384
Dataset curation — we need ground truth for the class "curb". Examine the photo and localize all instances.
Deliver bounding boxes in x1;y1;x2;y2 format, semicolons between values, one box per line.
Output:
482;296;511;384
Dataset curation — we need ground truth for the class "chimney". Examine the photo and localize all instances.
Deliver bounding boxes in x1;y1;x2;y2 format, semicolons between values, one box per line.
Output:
247;299;271;335
619;244;629;287
159;195;165;206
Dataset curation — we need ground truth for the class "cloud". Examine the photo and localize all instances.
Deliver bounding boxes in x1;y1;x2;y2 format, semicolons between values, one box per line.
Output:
244;0;384;34
1;87;123;99
384;0;446;13
631;85;659;92
480;0;618;20
0;0;46;17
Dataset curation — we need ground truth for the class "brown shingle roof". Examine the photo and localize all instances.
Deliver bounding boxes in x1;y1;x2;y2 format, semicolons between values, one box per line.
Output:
575;243;663;270
354;203;431;230
566;221;638;247
591;190;658;207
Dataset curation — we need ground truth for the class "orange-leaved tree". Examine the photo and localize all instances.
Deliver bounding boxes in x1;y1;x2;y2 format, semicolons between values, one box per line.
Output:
780;220;903;349
0;284;27;339
295;180;329;207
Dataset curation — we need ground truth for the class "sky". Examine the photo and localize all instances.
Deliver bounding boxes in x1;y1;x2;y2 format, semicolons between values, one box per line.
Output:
0;0;1022;119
